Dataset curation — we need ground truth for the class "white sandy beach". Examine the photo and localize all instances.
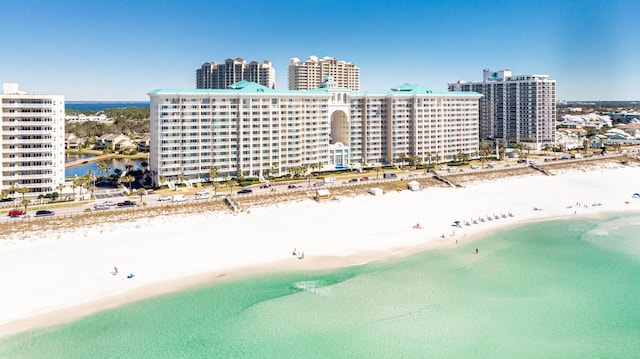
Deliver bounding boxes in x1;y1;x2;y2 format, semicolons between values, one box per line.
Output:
1;163;639;337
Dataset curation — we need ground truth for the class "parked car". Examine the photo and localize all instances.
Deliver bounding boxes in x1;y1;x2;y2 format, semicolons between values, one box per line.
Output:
8;209;25;217
237;188;253;194
117;200;137;207
35;210;55;217
172;195;187;203
288;184;300;189
360;177;369;181
259;184;271;189
158;195;172;201
383;173;397;179
94;203;109;210
103;200;116;207
313;182;324;187
195;193;211;200
348;178;359;183
195;189;210;196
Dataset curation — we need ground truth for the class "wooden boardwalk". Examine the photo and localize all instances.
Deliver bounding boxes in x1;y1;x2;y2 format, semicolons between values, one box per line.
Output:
64;153;111;169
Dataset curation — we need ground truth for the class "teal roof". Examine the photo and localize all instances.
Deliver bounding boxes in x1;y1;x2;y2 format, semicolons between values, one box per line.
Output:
390;83;434;94
149;81;481;98
226;80;274;92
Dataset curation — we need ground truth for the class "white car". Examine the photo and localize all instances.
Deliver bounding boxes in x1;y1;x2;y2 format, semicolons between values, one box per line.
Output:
195;189;210;196
172;194;187;203
158;195;172;201
195;193;211;200
103;200;116;207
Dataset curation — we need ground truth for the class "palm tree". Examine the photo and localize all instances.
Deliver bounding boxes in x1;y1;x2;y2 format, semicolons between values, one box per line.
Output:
269;163;279;179
72;178;84;201
56;183;65;199
13;185;30;210
112;168;123;183
396;153;408;169
309;162;318;176
178;172;187;186
135;188;146;204
497;142;506;160
374;165;382;180
120;174;135;191
124;161;134;174
0;190;7;202
213;180;219;196
411;156;422;170
208;167;219;183
21;198;31;214
582;139;590;155
84;172;96;199
456;151;469;164
515;143;526;160
97;160;110;179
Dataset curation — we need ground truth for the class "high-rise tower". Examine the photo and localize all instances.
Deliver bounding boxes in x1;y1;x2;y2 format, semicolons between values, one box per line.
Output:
196;58;275;89
449;69;556;149
288;56;360;91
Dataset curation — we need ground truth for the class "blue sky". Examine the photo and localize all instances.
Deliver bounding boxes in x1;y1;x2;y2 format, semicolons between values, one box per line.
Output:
1;0;638;101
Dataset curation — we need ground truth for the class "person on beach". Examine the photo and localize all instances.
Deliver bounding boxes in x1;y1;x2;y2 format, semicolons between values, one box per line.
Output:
112;266;118;275
475;248;479;254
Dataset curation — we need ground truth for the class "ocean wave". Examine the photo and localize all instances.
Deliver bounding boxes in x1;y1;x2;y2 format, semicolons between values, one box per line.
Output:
291;280;333;296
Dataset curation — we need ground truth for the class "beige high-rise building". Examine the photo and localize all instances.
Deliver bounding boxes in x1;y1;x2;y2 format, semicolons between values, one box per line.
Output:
196;58;275;89
449;69;556;149
288;56;360;91
0;83;65;197
147;78;480;185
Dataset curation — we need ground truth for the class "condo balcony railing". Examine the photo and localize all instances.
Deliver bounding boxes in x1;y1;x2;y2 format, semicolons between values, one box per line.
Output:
2;147;54;153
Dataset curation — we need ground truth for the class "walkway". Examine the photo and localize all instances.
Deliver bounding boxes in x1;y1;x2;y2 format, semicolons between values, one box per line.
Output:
65;153;111;169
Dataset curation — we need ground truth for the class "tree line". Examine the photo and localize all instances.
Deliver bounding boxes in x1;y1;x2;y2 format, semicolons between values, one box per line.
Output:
65;106;150;139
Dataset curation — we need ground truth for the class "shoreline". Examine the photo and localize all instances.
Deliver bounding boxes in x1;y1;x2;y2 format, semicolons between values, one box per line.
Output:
1;163;639;338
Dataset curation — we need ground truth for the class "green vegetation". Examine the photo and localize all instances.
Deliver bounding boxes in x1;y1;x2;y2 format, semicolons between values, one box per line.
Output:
66;106;149;139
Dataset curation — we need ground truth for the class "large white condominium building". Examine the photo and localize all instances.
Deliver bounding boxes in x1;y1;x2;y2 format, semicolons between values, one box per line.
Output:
148;77;480;185
0;83;65;197
449;69;556;149
196;58;275;89
289;56;360;91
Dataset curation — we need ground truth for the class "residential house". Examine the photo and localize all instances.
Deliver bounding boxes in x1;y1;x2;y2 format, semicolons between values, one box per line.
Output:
137;134;151;152
95;133;135;150
64;133;84;149
616;124;640;139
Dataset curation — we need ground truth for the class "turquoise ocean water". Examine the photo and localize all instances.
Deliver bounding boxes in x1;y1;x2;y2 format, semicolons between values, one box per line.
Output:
2;214;640;358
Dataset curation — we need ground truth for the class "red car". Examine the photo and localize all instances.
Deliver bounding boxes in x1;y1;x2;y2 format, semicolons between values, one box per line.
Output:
360;177;369;181
8;209;25;217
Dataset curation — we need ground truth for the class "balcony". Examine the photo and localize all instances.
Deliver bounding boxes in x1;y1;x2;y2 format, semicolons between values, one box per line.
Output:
2;129;53;136
2;138;55;144
2;147;55;153
3;164;53;171
2;173;53;180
